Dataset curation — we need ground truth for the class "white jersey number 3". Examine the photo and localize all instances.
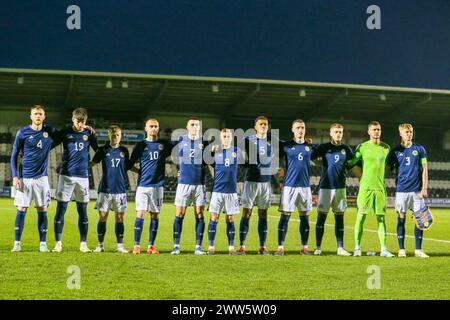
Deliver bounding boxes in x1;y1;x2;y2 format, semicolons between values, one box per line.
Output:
405;157;411;166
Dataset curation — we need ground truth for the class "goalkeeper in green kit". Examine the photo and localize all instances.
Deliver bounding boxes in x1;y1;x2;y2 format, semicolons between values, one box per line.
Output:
347;121;395;257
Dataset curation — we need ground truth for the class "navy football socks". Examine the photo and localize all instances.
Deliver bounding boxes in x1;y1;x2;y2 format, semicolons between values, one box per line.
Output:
14;210;26;241
54;201;68;241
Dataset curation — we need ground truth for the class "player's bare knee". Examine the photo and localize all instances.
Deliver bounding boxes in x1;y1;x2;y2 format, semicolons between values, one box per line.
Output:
299;211;309;217
226;215;235;223
176;206;186;217
115;213;125;223
136;211;146;219
195;206;204;216
36;207;46;213
210;213;219;222
258;209;267;219
242;207;252;218
151;212;159;220
398;212;406;219
17;206;28;212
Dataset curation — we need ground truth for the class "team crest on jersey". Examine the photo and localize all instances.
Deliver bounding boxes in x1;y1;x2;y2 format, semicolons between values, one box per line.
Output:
120;152;125;158
198;144;204;149
159;144;164;151
305;146;310;152
412;150;418;156
232;152;237;158
341;149;346;155
43;132;48;138
83;135;88;141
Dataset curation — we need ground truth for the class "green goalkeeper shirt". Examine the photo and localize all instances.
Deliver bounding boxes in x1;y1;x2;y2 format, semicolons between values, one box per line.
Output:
347;140;390;192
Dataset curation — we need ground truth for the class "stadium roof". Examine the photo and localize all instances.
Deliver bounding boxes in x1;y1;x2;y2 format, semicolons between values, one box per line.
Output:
1;68;449;127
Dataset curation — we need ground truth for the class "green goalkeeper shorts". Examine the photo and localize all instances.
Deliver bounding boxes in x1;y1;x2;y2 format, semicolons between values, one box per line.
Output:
357;190;387;215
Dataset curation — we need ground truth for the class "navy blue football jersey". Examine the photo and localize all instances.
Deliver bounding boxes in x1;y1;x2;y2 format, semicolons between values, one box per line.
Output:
128;139;175;188
92;144;129;194
54;127;99;178
387;143;427;192
177;135;209;185
315;143;354;189
244;135;272;183
10;125;56;178
280;140;317;188
212;146;242;193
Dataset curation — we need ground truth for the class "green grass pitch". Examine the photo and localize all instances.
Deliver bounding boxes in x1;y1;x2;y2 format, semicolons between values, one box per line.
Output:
0;198;449;300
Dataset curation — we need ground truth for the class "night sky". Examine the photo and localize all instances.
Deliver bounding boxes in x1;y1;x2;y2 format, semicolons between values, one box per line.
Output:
1;0;449;89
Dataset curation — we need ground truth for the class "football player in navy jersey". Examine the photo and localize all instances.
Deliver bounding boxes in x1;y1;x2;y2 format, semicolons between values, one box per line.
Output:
52;108;99;253
171;117;209;255
275;119;317;255
90;125;130;253
206;129;243;255
239;116;273;255
128;118;175;254
313;123;354;256
387;123;429;258
10;105;56;252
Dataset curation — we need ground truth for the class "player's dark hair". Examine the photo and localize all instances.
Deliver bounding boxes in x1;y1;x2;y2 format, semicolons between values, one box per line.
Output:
254;115;269;125
30;105;45;113
108;125;121;134
292;119;305;126
368;121;381;129
72;108;88;122
187;116;200;123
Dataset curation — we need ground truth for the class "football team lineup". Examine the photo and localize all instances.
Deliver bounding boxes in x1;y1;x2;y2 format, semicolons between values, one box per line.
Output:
7;104;439;260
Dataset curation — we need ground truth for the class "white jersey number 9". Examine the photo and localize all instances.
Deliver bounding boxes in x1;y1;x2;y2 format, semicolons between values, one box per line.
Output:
334;155;340;163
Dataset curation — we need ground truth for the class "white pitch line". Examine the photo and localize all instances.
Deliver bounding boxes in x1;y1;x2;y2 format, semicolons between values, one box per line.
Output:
268;215;450;245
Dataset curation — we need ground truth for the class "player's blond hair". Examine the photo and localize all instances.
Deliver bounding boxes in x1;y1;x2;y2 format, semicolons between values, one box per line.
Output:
221;128;232;133
72;108;88;122
30;105;45;113
398;123;413;131
330;123;344;129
